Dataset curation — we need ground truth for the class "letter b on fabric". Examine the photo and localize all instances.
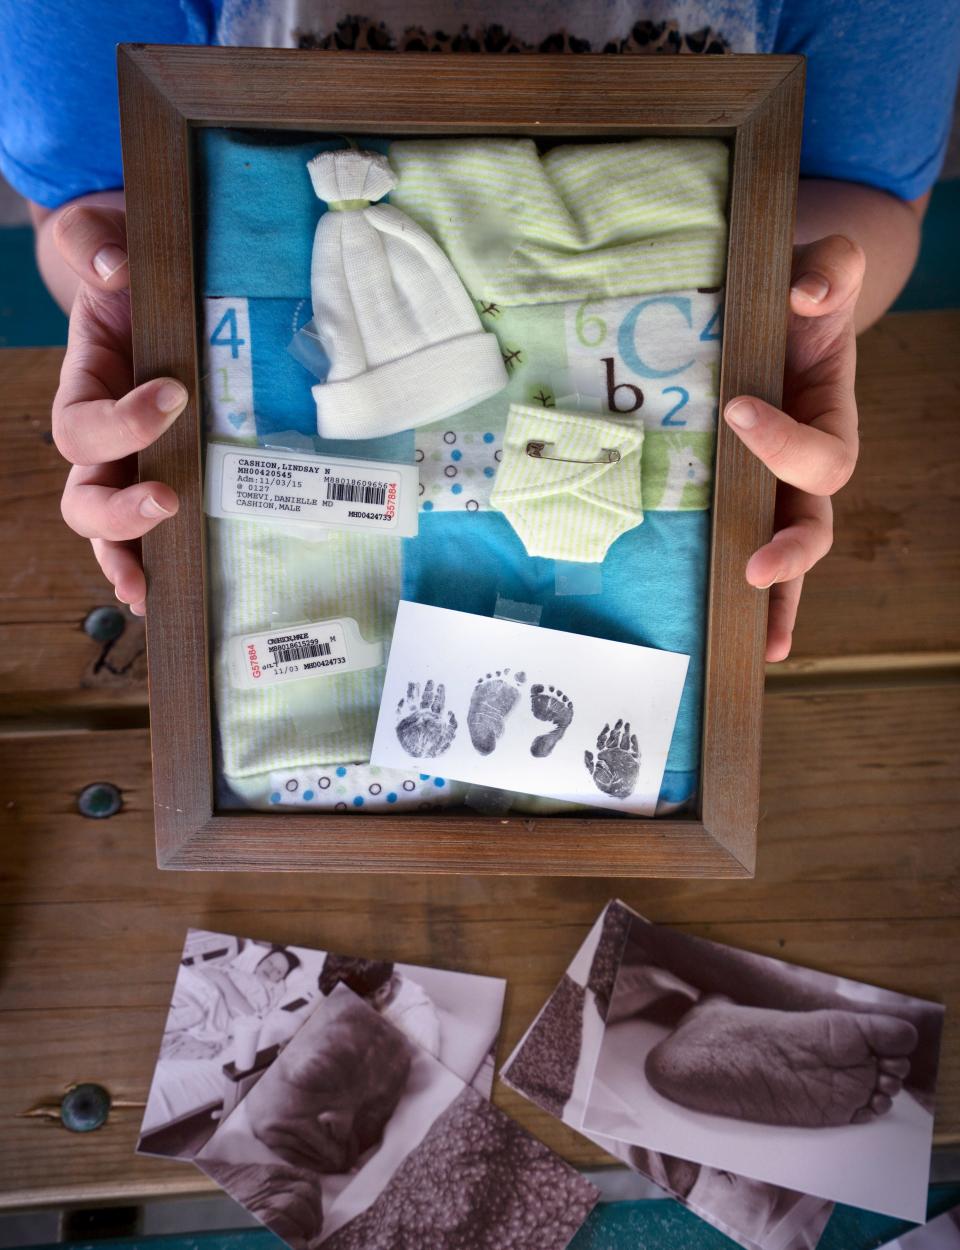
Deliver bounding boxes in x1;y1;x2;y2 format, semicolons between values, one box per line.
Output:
603;357;644;414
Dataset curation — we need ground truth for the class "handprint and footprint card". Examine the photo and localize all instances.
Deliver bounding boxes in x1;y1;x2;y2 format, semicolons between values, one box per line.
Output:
371;602;688;815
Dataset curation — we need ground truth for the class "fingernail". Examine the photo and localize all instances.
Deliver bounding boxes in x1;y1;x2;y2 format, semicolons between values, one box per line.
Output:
155;382;188;414
791;272;830;304
130;602;146;617
140;494;173;519
725;399;758;430
92;244;128;282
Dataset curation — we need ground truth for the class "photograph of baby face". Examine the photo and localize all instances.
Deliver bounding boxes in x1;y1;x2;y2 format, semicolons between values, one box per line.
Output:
197;985;599;1250
581;908;945;1222
501;902;833;1250
137;929;505;1161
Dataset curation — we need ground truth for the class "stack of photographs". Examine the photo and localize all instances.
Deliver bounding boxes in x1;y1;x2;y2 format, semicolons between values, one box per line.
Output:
502;901;946;1250
138;930;598;1250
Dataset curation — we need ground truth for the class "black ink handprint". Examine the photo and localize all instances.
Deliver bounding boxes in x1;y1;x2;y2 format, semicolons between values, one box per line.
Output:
395;680;457;758
584;719;640;799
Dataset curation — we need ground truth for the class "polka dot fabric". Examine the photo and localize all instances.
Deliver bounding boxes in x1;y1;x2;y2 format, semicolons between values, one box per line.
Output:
268;763;465;811
416;428;501;513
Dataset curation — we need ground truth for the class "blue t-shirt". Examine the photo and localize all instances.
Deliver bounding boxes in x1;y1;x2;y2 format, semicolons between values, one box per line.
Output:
0;0;957;208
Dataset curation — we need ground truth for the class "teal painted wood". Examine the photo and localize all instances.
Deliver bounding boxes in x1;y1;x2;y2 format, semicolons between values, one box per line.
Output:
33;1184;960;1250
892;179;960;314
569;1185;960;1249
0;226;67;347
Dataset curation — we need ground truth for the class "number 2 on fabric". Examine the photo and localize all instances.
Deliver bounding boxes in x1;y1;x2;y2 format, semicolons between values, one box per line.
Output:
661;386;689;426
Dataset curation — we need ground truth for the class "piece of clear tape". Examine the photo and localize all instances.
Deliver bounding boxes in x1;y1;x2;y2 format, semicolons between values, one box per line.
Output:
287;318;330;381
553;366;606;415
255;429;330;541
554;561;603;597
493;596;542;626
260;428;317;454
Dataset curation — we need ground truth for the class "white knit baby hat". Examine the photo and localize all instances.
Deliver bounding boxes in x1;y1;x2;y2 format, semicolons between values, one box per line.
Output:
307;147;507;440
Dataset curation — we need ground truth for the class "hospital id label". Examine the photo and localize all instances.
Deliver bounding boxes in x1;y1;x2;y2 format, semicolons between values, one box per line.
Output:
229;617;384;689
204;443;418;536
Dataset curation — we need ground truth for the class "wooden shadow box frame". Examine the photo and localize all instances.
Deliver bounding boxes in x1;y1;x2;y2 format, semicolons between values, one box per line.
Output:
118;46;804;876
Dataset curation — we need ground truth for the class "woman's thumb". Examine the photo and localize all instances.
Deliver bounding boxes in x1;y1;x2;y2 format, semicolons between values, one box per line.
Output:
53;202;129;291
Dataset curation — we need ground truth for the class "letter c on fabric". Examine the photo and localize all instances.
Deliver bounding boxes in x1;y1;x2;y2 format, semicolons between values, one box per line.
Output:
618;296;694;379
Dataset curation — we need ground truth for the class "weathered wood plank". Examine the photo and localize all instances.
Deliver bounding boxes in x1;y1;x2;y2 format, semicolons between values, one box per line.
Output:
1;679;957;1205
0;349;146;708
788;309;960;662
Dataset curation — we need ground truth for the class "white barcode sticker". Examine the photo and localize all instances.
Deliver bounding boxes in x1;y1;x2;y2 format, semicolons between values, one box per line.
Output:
204;443;418;536
229;616;384;689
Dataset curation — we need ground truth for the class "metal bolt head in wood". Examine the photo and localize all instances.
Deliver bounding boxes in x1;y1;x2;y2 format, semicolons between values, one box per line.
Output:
83;606;127;643
60;1084;110;1133
77;783;122;819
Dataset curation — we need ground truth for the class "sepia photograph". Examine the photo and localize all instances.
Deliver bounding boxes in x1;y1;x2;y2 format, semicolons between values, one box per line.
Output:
138;929;505;1160
197;984;598;1249
581;909;945;1222
884;1206;960;1249
502;900;835;1250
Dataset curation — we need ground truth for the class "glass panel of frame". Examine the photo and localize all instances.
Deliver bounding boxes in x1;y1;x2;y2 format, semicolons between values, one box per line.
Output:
198;127;728;822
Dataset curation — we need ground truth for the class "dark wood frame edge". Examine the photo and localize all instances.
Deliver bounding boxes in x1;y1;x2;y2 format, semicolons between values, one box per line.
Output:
119;48;804;876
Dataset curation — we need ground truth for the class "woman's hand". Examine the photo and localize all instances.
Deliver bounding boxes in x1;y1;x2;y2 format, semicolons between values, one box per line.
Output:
47;201;187;615
723;233;865;662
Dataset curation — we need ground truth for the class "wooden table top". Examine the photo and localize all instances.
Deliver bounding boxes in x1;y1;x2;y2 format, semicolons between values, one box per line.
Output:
0;311;958;1208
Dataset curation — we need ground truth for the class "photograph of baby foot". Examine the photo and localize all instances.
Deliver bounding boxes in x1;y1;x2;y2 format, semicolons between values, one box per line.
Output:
529;685;574;758
394;680;457;758
501;901;838;1250
467;668;525;756
580;909;946;1223
645;998;917;1128
584;719;640;799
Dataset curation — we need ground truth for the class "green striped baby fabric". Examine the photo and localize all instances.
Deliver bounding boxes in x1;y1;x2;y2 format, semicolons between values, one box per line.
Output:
389;137;729;305
209;516;401;785
490;404;644;563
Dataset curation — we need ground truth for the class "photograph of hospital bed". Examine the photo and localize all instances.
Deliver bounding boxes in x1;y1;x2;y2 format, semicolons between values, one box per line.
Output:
138;929;502;1160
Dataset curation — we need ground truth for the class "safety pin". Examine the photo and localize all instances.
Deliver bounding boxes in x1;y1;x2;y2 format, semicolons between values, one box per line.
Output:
526;441;621;465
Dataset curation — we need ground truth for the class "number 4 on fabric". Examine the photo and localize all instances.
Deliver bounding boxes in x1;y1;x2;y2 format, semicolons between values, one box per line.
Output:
210;306;246;358
203;297;255;439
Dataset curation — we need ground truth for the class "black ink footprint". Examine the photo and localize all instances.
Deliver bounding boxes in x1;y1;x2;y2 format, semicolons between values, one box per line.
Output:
468;668;526;756
584;719;640;799
395;680;457;758
530;684;574;758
